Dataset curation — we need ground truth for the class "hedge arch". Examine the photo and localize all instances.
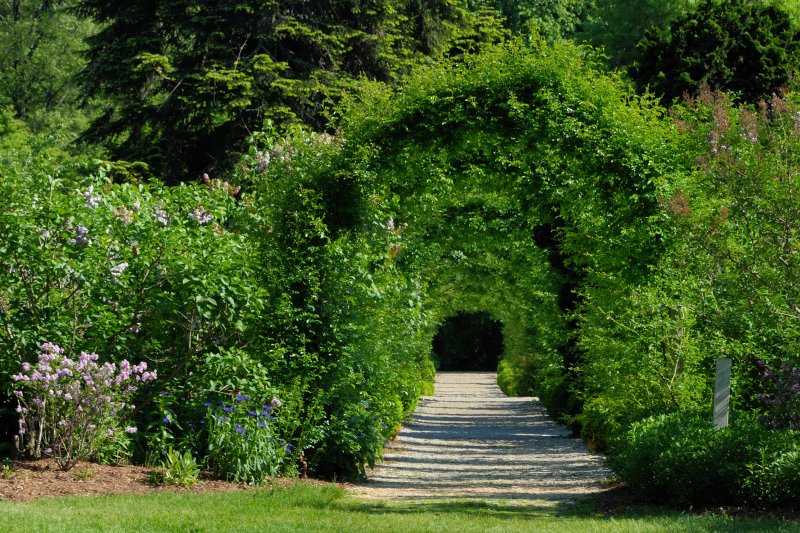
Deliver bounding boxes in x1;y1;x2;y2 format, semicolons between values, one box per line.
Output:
246;40;684;474
333;41;681;411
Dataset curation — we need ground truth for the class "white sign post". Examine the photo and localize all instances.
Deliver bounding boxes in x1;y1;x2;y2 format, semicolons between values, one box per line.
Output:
713;358;732;430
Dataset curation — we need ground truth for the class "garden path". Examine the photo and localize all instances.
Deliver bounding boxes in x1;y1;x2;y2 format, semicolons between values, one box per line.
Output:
349;371;611;502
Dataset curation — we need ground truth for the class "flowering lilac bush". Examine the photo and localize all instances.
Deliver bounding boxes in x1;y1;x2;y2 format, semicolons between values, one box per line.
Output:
12;342;156;470
754;359;800;430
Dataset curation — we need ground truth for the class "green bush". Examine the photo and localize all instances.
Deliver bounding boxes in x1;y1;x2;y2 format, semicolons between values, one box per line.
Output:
205;395;290;484
609;411;800;507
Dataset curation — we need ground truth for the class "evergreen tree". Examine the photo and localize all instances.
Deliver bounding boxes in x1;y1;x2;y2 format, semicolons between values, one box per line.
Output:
77;0;485;182
0;0;97;133
631;0;800;104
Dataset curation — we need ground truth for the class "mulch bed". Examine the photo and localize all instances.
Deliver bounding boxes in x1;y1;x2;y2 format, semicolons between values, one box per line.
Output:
0;459;282;502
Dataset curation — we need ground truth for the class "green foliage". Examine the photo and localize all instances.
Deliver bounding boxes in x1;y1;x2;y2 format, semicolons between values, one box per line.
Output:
340;39;680;432
205;396;289;484
632;0;800;104
661;89;800;409
578;0;693;67
238;129;435;478
467;0;594;41
0;0;99;133
76;0;501;181
609;411;800;507
149;446;199;488
0;149;273;466
0;166;265;377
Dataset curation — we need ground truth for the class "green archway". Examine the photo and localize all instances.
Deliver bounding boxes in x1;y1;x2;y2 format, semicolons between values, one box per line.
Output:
335;41;676;403
250;39;681;475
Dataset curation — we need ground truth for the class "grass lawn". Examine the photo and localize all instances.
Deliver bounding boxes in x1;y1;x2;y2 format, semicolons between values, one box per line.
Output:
0;481;795;532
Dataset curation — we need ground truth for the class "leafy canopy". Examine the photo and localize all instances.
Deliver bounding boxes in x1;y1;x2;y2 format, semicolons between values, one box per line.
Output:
77;0;501;182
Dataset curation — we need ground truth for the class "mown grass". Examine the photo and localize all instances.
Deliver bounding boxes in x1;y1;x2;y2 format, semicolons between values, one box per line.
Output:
0;481;795;532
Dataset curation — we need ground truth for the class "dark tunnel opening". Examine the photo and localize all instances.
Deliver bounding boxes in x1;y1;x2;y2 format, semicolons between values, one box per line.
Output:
432;311;504;371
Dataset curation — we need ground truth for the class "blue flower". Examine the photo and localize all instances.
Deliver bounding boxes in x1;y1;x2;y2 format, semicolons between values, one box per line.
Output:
218;417;228;423
235;393;250;402
222;406;233;412
248;410;257;416
203;402;213;407
163;417;170;424
258;422;267;429
236;427;246;435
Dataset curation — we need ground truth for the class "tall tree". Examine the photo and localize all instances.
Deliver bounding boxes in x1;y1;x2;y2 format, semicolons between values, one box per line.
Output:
77;0;483;182
631;0;800;104
578;0;693;67
467;0;594;41
0;0;97;133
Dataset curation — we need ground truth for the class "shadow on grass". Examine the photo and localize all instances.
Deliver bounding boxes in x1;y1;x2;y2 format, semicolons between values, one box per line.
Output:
327;485;800;531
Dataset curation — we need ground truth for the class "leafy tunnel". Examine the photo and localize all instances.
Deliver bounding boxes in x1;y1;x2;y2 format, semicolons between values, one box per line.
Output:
270;39;678;450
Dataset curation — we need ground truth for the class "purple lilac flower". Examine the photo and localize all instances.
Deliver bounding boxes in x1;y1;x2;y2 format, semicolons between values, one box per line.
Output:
124;426;138;434
81;185;102;208
110;262;129;278
152;206;169;226
70;224;90;246
188;207;212;225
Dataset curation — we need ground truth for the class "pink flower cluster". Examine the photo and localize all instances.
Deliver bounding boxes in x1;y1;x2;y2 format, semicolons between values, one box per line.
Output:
12;342;157;471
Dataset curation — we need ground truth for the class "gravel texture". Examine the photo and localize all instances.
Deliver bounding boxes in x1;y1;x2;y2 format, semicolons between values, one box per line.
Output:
349;371;612;502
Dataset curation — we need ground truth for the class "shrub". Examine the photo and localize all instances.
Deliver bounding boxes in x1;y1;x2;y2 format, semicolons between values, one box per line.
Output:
11;342;156;470
205;395;290;484
609;410;800;507
754;359;800;430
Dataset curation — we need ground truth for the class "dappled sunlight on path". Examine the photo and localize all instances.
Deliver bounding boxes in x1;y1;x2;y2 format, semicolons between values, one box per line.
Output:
349;372;611;502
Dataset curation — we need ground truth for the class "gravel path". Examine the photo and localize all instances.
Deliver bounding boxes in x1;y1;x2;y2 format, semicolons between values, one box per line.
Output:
349;371;611;502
